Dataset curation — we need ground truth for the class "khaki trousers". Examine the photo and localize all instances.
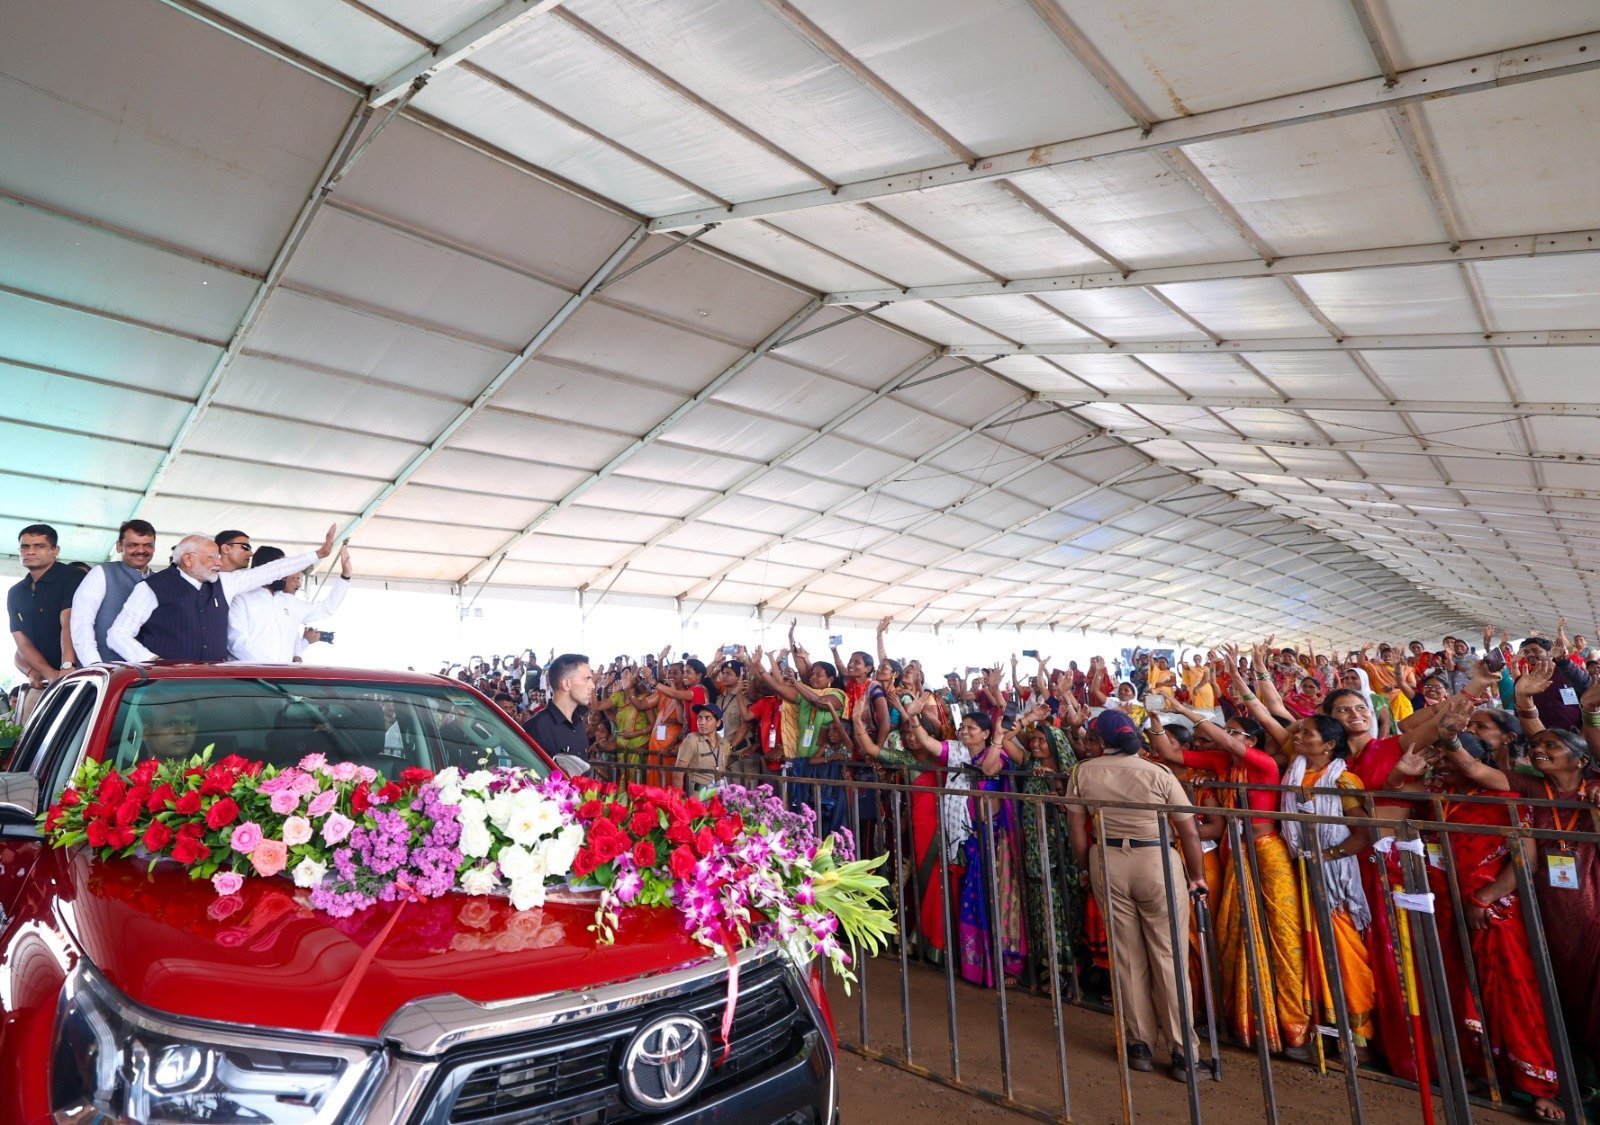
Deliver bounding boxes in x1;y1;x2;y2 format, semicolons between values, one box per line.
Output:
1090;842;1194;1058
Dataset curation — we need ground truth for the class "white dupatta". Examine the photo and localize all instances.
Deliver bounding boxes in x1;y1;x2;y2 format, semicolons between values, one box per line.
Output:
941;740;974;861
1280;755;1371;930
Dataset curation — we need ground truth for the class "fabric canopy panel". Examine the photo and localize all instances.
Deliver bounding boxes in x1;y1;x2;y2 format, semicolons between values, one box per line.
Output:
3;0;1598;644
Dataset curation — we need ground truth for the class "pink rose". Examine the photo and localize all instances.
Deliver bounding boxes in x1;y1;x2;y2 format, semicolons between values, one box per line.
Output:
290;773;319;797
299;753;328;772
258;775;288;794
307;789;337;818
321;813;354;845
251;838;289;877
211;870;244;896
229;822;264;853
329;762;358;783
356;766;378;785
269;789;300;815
281;816;312;846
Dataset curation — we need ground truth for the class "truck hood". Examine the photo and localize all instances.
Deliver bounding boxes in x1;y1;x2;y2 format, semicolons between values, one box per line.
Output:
56;848;712;1041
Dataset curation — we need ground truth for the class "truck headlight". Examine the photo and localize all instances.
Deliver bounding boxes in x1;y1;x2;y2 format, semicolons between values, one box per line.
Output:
51;961;380;1124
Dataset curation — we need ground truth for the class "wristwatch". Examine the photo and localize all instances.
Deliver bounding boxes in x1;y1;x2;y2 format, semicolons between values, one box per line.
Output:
59;661;76;670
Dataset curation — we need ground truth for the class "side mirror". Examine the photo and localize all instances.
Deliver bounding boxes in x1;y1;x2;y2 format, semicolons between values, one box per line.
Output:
552;753;591;777
0;772;39;827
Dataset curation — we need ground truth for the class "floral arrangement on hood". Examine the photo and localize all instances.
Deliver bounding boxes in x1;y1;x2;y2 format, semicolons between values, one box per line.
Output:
41;751;894;987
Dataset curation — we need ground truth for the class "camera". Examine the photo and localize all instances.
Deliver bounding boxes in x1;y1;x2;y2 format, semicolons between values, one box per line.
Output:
317;631;335;645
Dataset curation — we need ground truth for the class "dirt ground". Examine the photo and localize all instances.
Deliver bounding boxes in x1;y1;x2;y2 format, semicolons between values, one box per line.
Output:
829;955;1523;1124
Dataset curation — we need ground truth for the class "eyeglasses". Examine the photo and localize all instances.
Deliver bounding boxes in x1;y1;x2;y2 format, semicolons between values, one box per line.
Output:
221;542;253;552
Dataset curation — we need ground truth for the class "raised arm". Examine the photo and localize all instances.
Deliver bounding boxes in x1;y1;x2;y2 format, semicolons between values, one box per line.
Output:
900;692;945;759
876;616;891;665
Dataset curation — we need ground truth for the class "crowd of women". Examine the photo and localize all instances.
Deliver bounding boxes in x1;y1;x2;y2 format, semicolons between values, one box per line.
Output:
452;619;1600;1121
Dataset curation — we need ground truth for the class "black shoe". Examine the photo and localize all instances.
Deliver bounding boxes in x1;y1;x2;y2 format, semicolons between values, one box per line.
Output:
1127;1042;1154;1072
1170;1053;1192;1083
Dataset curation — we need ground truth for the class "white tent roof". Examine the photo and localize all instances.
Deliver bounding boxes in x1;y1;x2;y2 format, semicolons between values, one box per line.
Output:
4;0;1599;643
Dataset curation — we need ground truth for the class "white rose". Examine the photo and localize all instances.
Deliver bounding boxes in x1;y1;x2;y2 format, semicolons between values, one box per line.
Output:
542;824;583;875
460;865;500;895
462;770;495;793
508;877;546;912
497;844;535;882
434;766;463;789
460;820;494;860
456;795;488;827
291;856;327;889
485;792;516;831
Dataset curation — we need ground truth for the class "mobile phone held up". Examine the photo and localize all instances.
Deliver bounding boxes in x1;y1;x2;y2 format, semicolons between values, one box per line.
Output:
1482;648;1505;673
317;631;335;645
1022;649;1039;659
720;644;738;657
828;634;844;648
1003;698;1020;726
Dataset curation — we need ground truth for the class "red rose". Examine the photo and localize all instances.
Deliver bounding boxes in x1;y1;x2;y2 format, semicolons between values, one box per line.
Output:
576;799;605;821
665;820;693;845
375;782;403;805
114;798;141;829
199;766;238;796
173;790;202;815
631;840;657;868
627;783;649;800
571;848;598;878
713;815;742;844
707;795;725;818
205;798;239;830
216;754;249;772
124;786;151;814
628;809;659;837
141;820;173;852
145;784;176;812
43;804;64;832
685;797;707;819
96;772;128;804
593;832;628;864
693;827;715;857
171;835;210;865
239;760;264;778
60;788;81;808
177;822;204;841
86;818;110;848
350;784;372;815
129;760;160;787
106;825;137;850
605;803;627;823
399;767;434;789
669;845;698;881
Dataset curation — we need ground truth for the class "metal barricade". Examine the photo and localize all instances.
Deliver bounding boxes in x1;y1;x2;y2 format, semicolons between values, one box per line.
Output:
627;759;1596;1125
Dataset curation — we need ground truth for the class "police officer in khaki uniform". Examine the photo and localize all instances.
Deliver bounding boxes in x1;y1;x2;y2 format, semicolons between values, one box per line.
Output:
1068;709;1206;1080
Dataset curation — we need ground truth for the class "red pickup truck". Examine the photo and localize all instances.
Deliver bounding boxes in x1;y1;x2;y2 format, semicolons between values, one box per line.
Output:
0;663;836;1123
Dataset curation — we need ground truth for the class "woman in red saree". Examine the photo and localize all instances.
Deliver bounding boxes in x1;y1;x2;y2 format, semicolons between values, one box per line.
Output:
1395;740;1566;1120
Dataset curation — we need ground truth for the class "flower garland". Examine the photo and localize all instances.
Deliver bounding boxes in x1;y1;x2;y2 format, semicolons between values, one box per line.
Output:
41;751;893;987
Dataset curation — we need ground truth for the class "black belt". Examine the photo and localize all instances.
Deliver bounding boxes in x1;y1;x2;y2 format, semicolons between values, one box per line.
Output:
1102;837;1164;848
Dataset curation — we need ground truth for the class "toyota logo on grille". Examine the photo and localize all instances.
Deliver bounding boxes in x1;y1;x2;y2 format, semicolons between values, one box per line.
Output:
619;1012;710;1112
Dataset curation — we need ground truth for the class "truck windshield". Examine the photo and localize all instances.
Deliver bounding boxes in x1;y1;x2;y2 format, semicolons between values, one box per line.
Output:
102;677;548;779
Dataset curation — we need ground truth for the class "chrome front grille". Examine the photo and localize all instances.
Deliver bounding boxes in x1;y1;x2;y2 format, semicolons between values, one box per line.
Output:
426;959;806;1124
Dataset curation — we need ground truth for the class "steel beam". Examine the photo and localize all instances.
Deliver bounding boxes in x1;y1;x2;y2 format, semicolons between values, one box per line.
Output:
458;296;826;586
821;227;1600;305
1188;465;1600;505
648;30;1600;230
953;330;1600;355
329;223;649;547
1115;427;1600;466
130;99;372;520
369;0;568;105
1042;393;1600;418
